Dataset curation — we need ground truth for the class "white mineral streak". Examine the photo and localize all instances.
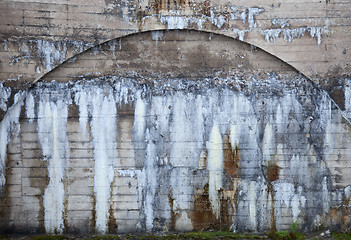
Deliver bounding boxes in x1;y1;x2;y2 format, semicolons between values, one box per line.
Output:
233;29;246;41
90;89;118;233
263;29;282;43
262;122;276;164
169;94;203;230
74;91;89;137
262;26;327;45
240;11;246;23
4;77;344;232
175;211;193;231
161;16;189;29
37;40;67;72
75;85;118;233
322;176;330;214
151;31;164;42
196;18;205;30
170;94;202;167
134;92;146;141
0;92;24;191
322;93;334;165
0;83;11;112
345;186;351;203
3;40;8;51
144;129;157;231
117;169;141;179
135;168;146;230
37;94;69;234
134;94;157;231
273;181;306;224
249;181;257;230
344;79;351;120
207;123;223;219
248;8;264;29
25;93;35;122
291;186;306;222
309;27;326;46
170;168;194;231
131;92;148;230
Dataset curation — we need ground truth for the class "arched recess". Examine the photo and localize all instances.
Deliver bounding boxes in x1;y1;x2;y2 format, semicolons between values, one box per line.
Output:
40;30;302;84
30;29;311;87
1;30;351;234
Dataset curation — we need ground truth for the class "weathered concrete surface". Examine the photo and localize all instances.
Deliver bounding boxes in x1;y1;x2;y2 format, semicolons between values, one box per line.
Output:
0;0;350;87
0;31;350;234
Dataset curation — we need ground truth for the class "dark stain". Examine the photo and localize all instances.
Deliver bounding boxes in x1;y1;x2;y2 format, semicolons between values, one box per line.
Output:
266;161;280;183
218;189;232;230
202;0;211;16
108;175;117;233
222;134;240;178
267;184;277;233
136;10;147;32
0;148;11;232
192;184;219;230
168;188;176;230
329;88;345;110
151;0;186;13
63;165;70;232
26;131;49;233
91;181;96;232
68;104;80;118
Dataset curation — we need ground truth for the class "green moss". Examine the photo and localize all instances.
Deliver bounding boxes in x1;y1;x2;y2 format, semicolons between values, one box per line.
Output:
117;231;266;239
86;235;121;240
266;230;304;240
179;231;265;239
331;232;351;240
31;235;70;240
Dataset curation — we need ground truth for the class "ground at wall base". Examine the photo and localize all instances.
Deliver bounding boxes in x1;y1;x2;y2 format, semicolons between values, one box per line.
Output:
0;231;349;240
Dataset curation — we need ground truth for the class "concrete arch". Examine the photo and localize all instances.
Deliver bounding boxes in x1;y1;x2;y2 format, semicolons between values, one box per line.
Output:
34;29;307;86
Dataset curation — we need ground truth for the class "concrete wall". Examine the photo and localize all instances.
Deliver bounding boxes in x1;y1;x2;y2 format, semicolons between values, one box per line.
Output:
0;0;351;234
1;30;351;234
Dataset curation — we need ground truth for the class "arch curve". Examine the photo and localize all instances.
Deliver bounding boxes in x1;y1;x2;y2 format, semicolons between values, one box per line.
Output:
38;29;307;86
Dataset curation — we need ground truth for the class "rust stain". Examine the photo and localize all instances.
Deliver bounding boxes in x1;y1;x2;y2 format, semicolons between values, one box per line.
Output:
267;184;277;233
232;180;239;214
191;184;219;230
222;133;240;178
63;169;69;231
151;0;186;13
168;188;176;230
202;0;211;16
219;189;233;230
342;214;350;231
266;161;280;183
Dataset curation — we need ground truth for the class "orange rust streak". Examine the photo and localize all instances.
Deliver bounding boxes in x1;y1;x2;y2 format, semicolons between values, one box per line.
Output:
266;161;280;182
223;134;240;178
